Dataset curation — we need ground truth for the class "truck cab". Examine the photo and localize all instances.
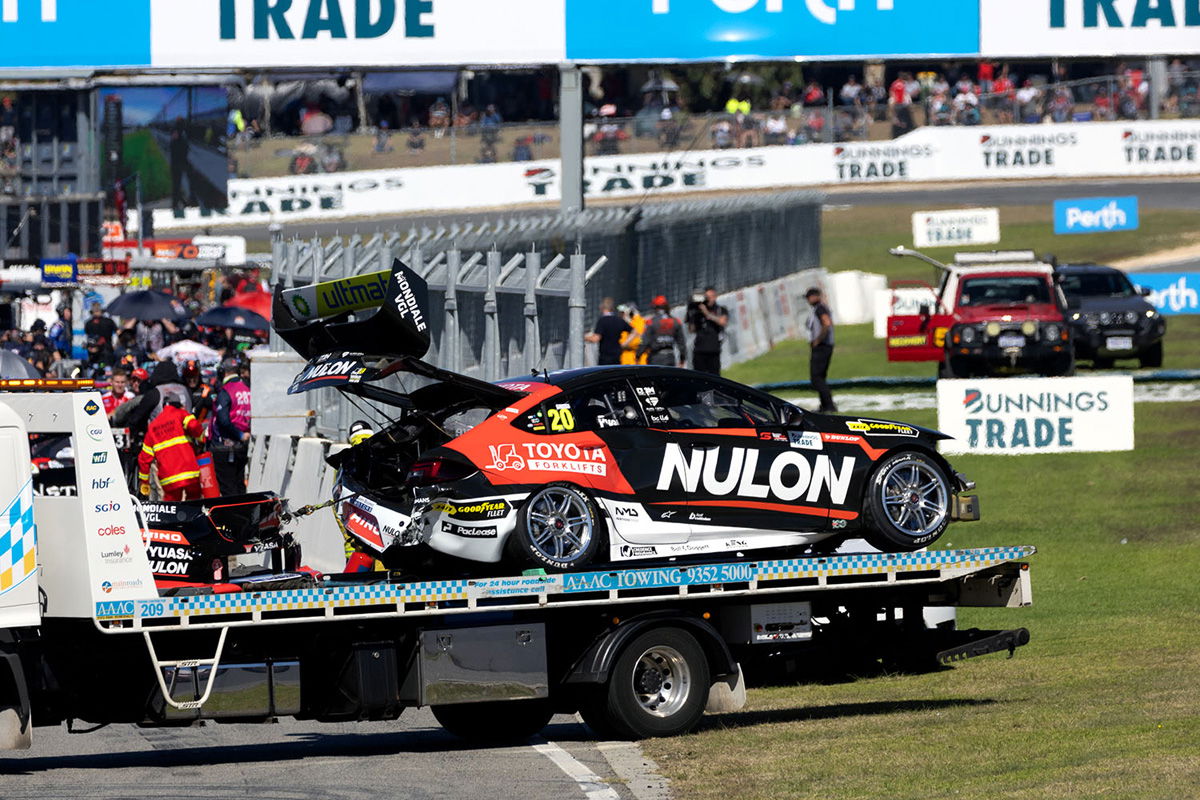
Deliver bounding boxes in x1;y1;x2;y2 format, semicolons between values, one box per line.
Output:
886;249;1075;378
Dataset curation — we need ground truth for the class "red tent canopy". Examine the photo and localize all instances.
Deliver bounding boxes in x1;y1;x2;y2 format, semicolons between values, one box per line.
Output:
226;290;272;320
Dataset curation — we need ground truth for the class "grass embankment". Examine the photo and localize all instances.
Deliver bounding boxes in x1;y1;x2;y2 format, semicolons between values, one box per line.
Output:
646;399;1200;800
121;129;173;203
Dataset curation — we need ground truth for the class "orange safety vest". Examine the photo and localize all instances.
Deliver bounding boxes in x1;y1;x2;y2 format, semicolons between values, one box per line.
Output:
620;314;648;365
138;405;203;488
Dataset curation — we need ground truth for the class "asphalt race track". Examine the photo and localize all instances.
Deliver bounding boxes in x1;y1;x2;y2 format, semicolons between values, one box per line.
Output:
0;710;650;800
176;176;1200;248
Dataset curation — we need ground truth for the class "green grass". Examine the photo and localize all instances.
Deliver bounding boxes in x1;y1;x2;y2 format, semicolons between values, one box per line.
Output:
645;400;1200;800
121;129;173;203
824;204;1200;284
727;315;1200;389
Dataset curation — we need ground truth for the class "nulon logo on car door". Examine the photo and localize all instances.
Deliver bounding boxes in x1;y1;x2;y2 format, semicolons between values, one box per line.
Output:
655;443;855;505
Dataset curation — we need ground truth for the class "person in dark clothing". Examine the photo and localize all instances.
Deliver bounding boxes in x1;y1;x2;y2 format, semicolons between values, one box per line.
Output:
84;303;118;368
687;287;729;376
123;361;194;442
210;358;252;496
805;288;837;413
585;297;633;366
638;295;688;368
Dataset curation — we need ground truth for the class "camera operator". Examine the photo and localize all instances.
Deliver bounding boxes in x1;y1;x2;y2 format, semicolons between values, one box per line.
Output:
686;287;729;376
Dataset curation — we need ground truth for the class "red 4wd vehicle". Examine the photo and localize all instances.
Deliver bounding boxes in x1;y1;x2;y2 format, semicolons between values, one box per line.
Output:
885;249;1075;379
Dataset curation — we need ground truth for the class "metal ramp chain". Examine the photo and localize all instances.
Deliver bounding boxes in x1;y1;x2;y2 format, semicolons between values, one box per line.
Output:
143;627;230;712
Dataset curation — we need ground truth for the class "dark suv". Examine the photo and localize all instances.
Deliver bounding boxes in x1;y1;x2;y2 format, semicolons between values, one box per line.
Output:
1058;264;1166;369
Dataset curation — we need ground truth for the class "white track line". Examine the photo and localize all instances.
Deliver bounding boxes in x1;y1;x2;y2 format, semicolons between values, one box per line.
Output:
531;738;621;800
597;741;672;800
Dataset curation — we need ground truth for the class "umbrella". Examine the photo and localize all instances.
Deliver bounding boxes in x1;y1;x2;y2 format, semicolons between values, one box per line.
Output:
0;350;42;379
156;340;223;366
640;77;680;94
106;291;186;322
226;290;272;320
195;306;270;331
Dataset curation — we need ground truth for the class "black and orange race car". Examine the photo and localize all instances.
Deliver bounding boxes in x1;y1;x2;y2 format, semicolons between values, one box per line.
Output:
274;261;980;572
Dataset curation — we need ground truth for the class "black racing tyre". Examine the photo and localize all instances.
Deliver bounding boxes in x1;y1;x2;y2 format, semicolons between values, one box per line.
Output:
431;699;553;743
1139;340;1163;369
596;627;710;740
514;484;606;571
862;451;953;552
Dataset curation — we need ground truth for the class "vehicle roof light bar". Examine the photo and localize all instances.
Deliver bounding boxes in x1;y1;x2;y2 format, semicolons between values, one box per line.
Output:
953;250;1040;265
0;379;96;391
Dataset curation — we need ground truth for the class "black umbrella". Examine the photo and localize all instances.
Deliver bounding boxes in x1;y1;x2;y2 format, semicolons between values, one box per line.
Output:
106;291;186;322
0;350;42;380
195;306;270;331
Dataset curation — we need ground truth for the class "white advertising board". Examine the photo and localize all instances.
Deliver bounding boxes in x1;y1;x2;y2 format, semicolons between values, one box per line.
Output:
937;376;1135;455
912;208;1000;249
155;120;1200;230
149;0;566;67
981;0;1200;58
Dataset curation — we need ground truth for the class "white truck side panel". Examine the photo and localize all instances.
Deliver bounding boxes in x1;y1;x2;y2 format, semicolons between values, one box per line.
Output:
0;393;156;617
0;404;39;628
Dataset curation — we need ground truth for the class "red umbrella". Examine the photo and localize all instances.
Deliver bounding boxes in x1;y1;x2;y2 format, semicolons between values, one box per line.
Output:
226;290;272;320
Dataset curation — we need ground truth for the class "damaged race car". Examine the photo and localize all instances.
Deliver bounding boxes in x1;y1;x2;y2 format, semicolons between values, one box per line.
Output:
274;261;981;574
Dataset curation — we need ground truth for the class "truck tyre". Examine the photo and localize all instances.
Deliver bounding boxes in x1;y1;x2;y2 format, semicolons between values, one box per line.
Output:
595;627;709;739
431;699;553;743
1140;341;1163;369
0;706;31;751
1092;357;1114;370
514;484;606;571
862;451;952;552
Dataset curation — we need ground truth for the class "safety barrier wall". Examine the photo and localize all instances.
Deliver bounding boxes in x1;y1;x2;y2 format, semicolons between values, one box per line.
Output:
156;119;1200;230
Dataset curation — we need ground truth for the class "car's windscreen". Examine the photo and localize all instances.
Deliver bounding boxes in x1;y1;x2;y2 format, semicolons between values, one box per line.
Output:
958;276;1052;306
1060;272;1136;298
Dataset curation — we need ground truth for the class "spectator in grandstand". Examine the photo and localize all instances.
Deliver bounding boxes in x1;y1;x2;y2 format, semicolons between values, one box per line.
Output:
374;120;394;154
805;110;826;141
638;296;687;369
1015;80;1043;123
428;98;450;138
929;90;953;126
991;68;1016;123
407;119;425;153
763;114;789;145
481;104;503;127
977;60;996;95
805;288;837;414
687;288;728;377
839;75;864;109
734;111;758;148
712;119;734;149
1047;88;1074;123
889;72;915;136
865;76;887;121
953;85;981;125
585;297;632;367
802;81;826;108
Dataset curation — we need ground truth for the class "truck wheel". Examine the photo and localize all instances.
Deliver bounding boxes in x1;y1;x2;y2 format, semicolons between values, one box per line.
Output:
596;627;710;739
1139;341;1163;369
0;706;31;751
431;699;553;743
862;451;952;552
514;484;605;571
1092;357;1114;370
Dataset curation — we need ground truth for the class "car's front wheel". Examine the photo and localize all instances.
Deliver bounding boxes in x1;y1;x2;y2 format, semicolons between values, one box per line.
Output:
863;451;952;552
1140;340;1163;369
514;484;606;571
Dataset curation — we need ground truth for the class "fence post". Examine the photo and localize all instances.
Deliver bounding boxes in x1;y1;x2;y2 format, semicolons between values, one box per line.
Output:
445;248;461;374
484;248;501;381
568;249;586;369
410;243;424;284
524;249;541;374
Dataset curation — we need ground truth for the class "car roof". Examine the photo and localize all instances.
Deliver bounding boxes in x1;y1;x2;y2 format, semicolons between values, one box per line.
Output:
498;365;766;394
1056;263;1123;275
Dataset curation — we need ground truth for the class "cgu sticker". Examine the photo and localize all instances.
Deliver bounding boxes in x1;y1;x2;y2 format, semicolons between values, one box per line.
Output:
656;443;855;505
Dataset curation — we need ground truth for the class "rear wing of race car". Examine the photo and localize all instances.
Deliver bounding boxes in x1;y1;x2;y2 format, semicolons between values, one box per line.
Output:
272;259;523;408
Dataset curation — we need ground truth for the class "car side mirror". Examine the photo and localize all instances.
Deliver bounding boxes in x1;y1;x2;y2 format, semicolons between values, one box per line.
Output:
783;407;805;427
1139;286;1152;297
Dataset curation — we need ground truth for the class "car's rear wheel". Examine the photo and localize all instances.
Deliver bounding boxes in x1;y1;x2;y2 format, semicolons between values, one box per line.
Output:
863;451;952;552
1140;341;1163;369
514;484;606;571
589;627;710;740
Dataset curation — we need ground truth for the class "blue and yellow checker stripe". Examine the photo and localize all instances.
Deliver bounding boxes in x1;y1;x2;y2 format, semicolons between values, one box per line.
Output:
0;479;36;595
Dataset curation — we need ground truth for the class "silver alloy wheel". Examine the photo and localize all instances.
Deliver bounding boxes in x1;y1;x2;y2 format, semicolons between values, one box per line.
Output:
632;645;692;718
879;458;950;539
525;487;594;564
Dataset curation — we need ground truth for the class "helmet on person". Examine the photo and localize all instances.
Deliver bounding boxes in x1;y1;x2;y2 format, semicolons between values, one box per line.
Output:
348;420;374;446
181;359;201;385
651;295;669;310
132;368;150;383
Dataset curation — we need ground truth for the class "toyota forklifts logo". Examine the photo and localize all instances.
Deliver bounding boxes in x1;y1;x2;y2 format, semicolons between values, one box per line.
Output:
486;444;526;472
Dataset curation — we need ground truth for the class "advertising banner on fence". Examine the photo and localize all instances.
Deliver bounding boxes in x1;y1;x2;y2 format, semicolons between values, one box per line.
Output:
1132;273;1200;315
155;120;1200;229
1053;196;1139;234
981;0;1200;58
937;376;1135;455
565;0;979;61
912;208;1000;248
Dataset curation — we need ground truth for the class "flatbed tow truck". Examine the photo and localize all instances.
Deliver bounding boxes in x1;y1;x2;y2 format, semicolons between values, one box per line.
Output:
0;386;1033;749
